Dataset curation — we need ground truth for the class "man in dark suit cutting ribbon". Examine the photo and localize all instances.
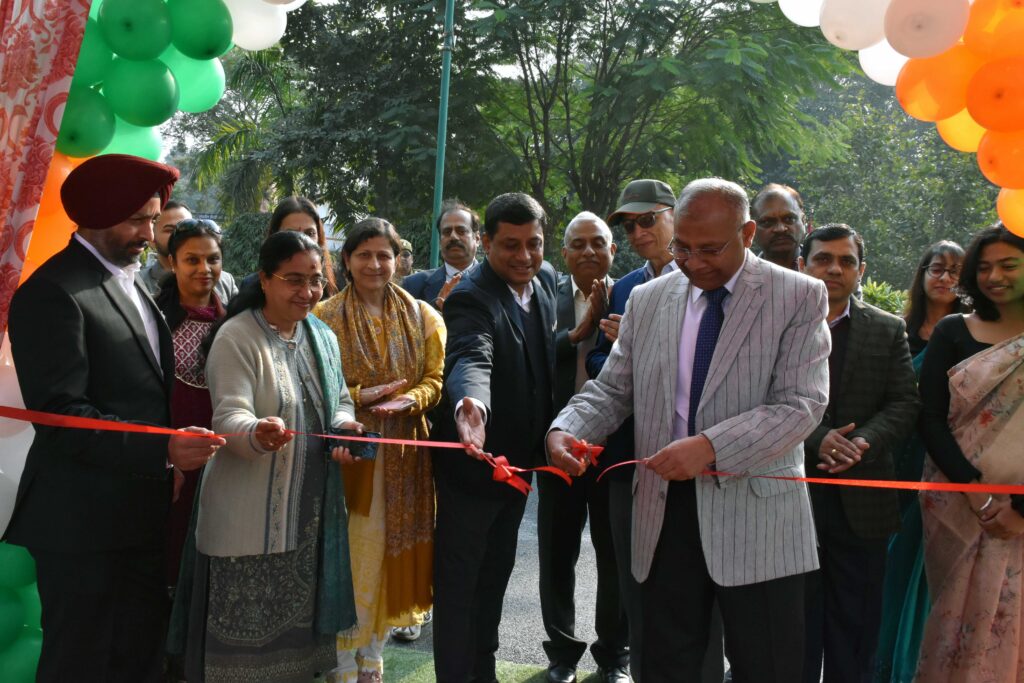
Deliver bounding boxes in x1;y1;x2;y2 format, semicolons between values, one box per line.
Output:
5;154;224;683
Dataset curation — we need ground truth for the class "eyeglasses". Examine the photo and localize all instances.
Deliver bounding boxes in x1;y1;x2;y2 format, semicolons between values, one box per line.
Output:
272;273;328;290
620;207;671;234
923;264;961;280
670;229;741;261
174;218;222;236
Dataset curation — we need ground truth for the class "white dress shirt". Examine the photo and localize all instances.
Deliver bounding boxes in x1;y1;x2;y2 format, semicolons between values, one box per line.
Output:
75;233;163;370
444;260;477;282
644;258;679;281
672;256;745;440
828;298;852;329
571;275;612;392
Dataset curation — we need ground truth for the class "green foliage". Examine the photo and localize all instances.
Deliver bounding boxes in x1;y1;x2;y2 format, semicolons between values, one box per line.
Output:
861;277;907;316
221;212;269;277
785;80;998;288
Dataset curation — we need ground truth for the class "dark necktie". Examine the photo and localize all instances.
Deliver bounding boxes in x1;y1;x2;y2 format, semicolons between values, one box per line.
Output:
687;287;728;436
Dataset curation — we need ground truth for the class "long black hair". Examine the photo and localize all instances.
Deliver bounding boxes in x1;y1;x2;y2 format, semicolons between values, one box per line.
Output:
268;196;337;295
202;231;323;356
154;218;224;332
959;224;1024;321
904;240;968;335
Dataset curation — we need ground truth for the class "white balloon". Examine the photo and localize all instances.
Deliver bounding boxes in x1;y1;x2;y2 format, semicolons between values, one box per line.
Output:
858;39;909;86
819;0;892;51
0;470;17;538
0;337;27;438
749;0;778;4
884;0;970;59
263;0;307;10
223;0;288;51
779;0;826;27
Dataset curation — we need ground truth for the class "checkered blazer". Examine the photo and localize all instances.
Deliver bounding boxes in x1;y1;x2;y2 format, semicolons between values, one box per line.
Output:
804;297;920;539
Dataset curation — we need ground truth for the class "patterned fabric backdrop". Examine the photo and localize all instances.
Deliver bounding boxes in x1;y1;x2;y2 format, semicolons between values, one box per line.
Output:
0;0;88;337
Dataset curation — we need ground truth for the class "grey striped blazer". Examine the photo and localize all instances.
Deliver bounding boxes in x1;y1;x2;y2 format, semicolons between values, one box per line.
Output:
550;253;831;586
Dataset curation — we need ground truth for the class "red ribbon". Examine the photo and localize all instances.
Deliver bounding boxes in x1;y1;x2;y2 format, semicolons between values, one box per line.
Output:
570;439;603;467
596;459;1024;495
0;405;564;495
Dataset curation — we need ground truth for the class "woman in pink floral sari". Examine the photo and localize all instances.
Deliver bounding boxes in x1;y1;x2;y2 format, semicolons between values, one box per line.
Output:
916;225;1024;682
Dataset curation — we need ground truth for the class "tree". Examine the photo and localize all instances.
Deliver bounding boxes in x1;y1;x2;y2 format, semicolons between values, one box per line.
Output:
471;0;851;255
787;79;998;287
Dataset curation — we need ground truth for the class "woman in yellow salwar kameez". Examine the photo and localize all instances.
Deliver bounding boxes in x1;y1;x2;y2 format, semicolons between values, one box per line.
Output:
316;218;445;683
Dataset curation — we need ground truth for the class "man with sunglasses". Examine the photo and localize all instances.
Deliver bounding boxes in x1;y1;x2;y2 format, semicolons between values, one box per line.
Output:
140;199;238;303
553;178;831;682
751;184;808;271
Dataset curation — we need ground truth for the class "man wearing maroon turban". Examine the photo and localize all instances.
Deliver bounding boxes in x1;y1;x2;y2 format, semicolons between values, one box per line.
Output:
4;154;225;683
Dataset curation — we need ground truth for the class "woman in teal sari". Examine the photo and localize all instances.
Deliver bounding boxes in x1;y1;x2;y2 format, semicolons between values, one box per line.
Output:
874;241;967;682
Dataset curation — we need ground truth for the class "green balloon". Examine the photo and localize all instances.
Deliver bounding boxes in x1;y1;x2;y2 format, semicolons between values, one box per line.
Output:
101;117;163;161
159;47;225;113
88;0;102;21
0;588;23;650
73;19;113;87
168;0;233;60
98;0;171;61
55;86;116;158
16;585;39;631
0;627;42;683
103;57;179;127
0;544;35;590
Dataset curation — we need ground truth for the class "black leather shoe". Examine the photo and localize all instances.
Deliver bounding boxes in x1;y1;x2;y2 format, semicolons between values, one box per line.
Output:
597;665;632;683
546;664;577;683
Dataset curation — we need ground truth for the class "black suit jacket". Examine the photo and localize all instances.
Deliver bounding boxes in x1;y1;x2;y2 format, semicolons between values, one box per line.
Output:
432;258;558;499
804;297;920;539
5;238;175;552
401;266;447;307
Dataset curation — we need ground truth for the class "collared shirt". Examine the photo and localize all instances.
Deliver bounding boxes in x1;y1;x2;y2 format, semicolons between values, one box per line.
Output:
828;298;852;329
74;233;162;369
571;275;613;392
507;280;534;313
643;258;679;282
444;260;477;282
672;253;746;440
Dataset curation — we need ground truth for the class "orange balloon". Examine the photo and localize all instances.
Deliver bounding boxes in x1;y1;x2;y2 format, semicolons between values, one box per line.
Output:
977;129;1024;188
966;56;1024;132
895;45;985;122
998;187;1024;236
936;108;988;152
963;0;1024;59
19;153;88;285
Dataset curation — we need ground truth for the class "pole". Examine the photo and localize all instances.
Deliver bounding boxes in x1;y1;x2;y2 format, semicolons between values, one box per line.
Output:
429;0;456;269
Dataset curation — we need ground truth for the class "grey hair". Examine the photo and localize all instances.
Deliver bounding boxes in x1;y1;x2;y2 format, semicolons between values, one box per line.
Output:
563;211;613;247
675;178;750;223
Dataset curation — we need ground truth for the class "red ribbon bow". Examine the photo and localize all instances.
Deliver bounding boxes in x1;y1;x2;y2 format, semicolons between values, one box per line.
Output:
570;439;603;467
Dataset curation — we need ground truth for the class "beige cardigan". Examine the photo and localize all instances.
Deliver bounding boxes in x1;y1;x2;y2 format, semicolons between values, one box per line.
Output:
197;309;356;557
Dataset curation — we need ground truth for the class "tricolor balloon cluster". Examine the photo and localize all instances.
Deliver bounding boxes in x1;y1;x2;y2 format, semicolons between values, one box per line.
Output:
25;0;306;284
57;0;307;161
753;0;1024;237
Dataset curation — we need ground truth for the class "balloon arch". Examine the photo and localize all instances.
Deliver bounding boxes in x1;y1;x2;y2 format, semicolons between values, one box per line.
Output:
1;0;1024;678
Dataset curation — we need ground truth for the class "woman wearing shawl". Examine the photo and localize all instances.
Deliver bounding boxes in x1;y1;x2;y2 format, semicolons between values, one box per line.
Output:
316;218;445;683
915;225;1024;682
182;231;360;682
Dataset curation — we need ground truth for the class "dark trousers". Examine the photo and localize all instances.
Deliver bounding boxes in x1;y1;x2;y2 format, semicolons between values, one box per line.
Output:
803;489;888;683
537;467;628;670
608;476;725;683
30;546;168;683
433;474;528;683
640;481;805;683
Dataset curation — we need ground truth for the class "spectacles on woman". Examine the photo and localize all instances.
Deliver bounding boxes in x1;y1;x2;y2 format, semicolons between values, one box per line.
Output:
621;207;671;234
272;273;328;290
174;218;223;236
923;263;961;280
